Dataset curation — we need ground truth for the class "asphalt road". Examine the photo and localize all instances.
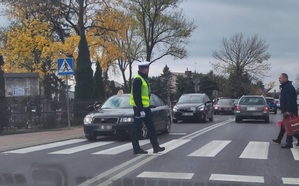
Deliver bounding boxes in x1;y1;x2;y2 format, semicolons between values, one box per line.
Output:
1;113;299;186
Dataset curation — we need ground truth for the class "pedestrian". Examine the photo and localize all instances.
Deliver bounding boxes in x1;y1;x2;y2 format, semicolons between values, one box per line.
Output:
272;73;299;148
130;61;165;154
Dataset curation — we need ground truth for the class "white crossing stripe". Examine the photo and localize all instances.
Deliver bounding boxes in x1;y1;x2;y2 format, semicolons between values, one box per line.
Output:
239;141;269;159
93;140;150;155
147;139;191;155
49;141;114;154
210;174;264;183
291;146;299;160
188;140;231;157
282;177;299;185
137;171;194;180
4;139;87;154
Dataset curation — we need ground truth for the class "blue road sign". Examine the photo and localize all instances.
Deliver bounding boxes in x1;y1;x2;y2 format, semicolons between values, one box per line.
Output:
58;58;74;75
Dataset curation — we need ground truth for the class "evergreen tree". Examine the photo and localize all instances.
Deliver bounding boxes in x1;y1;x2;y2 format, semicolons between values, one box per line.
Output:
75;35;94;101
93;62;105;101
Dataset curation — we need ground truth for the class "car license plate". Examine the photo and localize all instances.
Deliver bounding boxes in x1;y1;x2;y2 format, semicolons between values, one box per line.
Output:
247;107;256;111
183;113;193;116
98;125;112;130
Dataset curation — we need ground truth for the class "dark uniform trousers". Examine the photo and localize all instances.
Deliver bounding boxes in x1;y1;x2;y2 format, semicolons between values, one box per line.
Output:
131;107;159;150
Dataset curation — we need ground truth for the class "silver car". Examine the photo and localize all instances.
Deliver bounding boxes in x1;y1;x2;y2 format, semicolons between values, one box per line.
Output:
235;95;270;123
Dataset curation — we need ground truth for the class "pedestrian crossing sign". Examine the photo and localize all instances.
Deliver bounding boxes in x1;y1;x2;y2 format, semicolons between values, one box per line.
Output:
58;58;74;75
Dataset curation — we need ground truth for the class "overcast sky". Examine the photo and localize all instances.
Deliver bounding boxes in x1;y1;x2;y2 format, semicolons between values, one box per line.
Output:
119;0;299;90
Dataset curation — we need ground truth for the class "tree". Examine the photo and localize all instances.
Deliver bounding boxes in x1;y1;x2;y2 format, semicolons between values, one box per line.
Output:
212;33;270;97
125;0;196;63
93;61;105;100
212;33;271;82
175;75;194;100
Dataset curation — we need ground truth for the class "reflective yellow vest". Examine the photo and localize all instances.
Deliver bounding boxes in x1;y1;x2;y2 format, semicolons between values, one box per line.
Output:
130;74;150;107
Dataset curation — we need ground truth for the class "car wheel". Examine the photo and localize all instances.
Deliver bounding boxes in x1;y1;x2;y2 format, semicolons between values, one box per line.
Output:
139;123;148;139
274;110;277;114
265;117;270;123
173;119;178;123
209;114;213;121
235;117;241;123
162;117;171;134
201;114;207;123
86;134;97;141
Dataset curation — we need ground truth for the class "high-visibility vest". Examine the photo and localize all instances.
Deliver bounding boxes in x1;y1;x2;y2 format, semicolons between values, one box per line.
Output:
130;74;150;107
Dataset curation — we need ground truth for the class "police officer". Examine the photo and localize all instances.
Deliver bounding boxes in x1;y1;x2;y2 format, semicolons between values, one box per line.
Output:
130;61;165;154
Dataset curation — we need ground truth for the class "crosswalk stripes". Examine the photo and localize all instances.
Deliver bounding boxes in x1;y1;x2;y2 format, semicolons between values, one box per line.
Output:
2;138;299;162
49;141;114;154
93;140;150;155
239;141;269;159
188;140;231;157
3;139;87;154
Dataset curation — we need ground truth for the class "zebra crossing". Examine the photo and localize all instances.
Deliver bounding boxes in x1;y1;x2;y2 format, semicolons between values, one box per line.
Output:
2;138;299;161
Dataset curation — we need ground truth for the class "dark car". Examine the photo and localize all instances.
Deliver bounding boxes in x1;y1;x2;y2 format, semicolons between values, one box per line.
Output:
213;98;235;115
265;97;277;114
83;93;172;141
235;95;270;123
172;93;213;123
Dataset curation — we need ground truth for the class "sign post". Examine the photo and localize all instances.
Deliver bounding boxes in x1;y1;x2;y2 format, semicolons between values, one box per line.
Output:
58;58;74;128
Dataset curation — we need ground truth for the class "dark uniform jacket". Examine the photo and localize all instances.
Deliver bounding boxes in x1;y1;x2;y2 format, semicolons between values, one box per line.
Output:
280;80;298;115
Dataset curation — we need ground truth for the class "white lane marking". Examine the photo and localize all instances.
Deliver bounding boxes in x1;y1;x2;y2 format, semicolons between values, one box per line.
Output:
239;141;269;160
188;140;231;157
77;155;147;186
49;141;114;154
168;133;187;136
291;146;299;160
93;140;150;155
182;119;234;140
210;174;264;183
147;139;190;155
3;139;87;154
282;177;299;185
137;171;194;179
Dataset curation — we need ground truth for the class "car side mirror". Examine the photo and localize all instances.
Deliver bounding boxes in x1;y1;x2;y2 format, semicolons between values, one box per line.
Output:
149;105;156;108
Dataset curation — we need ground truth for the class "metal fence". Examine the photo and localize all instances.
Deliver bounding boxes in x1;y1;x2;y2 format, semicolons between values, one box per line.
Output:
0;96;97;133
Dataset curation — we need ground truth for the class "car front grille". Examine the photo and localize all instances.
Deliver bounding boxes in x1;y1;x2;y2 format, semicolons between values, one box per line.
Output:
93;117;118;124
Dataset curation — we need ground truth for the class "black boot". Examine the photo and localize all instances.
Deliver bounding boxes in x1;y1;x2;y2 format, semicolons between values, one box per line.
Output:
272;139;281;144
153;146;165;153
134;148;148;155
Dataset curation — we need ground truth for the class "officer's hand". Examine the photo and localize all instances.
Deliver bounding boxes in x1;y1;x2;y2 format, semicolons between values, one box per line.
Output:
140;111;146;118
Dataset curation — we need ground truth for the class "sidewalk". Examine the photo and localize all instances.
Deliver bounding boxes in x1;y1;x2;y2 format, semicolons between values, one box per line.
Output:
0;126;85;152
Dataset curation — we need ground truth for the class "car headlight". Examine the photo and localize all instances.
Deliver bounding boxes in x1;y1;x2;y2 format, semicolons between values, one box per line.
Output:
173;105;178;112
119;117;134;123
83;116;93;125
197;105;205;111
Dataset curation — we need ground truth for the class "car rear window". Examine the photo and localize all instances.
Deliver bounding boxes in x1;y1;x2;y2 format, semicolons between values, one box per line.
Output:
239;97;265;105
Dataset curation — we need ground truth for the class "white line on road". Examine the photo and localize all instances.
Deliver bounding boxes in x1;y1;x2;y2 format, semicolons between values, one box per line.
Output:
3;139;87;154
49;141;114;154
239;141;269;160
93;140;150;155
188;140;231;157
282;177;299;185
137;171;194;179
291;146;299;161
210;174;264;183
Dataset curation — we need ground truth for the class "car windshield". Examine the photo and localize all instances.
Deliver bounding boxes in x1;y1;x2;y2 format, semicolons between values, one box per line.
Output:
239;97;265;105
218;99;232;105
266;98;275;103
101;95;131;109
178;95;204;104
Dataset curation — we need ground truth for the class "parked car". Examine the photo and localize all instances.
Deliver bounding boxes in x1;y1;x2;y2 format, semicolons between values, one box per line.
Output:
172;93;213;123
213;98;235;115
83;93;172;141
265;97;277;114
235;95;270;123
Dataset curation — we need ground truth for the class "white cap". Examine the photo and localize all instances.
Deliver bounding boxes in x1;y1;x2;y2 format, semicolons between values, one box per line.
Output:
138;61;150;68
